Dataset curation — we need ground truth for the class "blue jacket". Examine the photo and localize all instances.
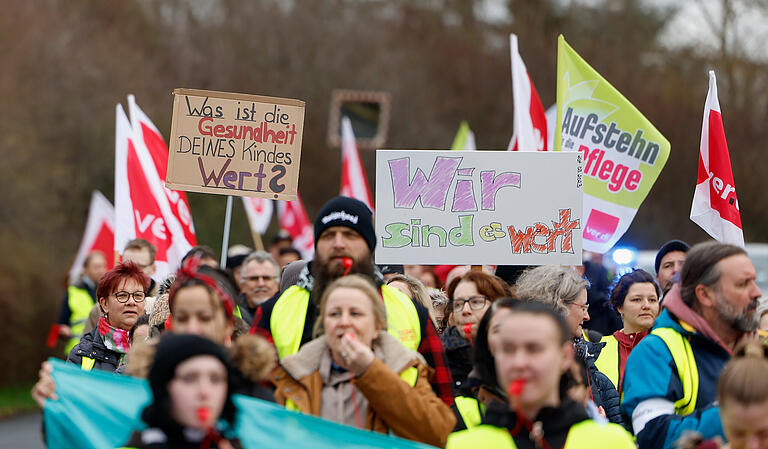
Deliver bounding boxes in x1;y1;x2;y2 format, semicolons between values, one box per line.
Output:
621;307;727;449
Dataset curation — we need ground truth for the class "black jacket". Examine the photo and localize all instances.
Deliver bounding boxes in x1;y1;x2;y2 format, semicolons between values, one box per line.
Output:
66;326;121;373
123;428;243;449
574;337;625;428
440;325;473;392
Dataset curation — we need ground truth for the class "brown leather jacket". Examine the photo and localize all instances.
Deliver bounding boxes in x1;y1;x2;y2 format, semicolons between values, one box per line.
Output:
272;332;456;447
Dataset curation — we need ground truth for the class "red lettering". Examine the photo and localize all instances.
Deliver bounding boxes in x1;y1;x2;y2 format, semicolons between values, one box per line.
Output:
198;117;214;135
213;124;226;137
625;170;642;191
598;159;614;180
507;209;580;255
507;225;534;254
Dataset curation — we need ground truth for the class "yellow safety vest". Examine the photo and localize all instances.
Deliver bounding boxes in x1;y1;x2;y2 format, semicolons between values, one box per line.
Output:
651;326;699;416
271;284;421;359
455;396;485;430
446;420;636;448
594;335;620;391
285;366;419;412
65;285;95;356
81;356;96;372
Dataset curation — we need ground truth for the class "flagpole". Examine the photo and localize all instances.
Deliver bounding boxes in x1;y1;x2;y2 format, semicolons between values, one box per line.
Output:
221;195;233;267
251;230;265;251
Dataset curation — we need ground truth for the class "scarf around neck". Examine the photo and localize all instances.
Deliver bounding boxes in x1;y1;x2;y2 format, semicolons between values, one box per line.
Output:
98;315;131;354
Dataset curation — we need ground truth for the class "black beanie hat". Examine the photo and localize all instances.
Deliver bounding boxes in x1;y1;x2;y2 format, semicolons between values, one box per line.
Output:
314;196;376;251
142;334;235;431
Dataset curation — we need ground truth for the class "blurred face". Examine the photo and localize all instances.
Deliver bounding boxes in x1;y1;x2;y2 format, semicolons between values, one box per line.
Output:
168;355;228;429
84;253;107;284
171;285;232;344
452;280;491;329
316;226;371;277
760;313;768;332
565;289;589;338
132;324;150;343
241;260;279;307
487;308;513;354
99;278;146;331
657;250;686;292
419;272;439;288
323;287;379;354
721;400;768;449
710;255;762;333
277;251;300;269
494;313;572;416
617;282;660;333
123;247;155;277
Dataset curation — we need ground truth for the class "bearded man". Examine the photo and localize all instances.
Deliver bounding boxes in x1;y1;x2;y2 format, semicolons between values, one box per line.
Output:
622;241;762;449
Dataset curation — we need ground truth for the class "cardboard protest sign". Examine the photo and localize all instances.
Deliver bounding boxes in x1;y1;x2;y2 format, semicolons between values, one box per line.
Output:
375;150;583;265
555;36;670;253
167;89;305;200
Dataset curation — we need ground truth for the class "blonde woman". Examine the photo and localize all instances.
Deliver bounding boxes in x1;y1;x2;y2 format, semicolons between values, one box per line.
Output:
272;275;455;447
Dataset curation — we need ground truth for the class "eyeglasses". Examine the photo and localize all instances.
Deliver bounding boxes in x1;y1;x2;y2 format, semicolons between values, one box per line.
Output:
452;295;488;312
244;275;275;282
112;291;146;303
570;302;589;312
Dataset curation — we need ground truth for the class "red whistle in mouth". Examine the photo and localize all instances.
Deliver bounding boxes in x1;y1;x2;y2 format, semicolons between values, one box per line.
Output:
463;323;473;343
346;332;356;340
508;379;526;398
196;406;211;426
342;257;353;276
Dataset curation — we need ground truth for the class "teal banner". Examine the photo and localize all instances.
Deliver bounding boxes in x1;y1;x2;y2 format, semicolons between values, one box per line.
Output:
44;358;436;448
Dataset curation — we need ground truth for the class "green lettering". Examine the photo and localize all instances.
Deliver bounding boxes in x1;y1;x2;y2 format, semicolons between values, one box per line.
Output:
382;223;410;248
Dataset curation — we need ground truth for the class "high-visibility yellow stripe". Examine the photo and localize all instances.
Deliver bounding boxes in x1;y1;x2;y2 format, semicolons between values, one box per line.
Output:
651;327;699;415
81;356;96;372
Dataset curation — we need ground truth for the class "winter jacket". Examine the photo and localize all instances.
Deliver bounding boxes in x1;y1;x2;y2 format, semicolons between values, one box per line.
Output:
120;428;243;449
574;337;625;428
621;285;730;449
440;325;473;392
252;261;454;405
66;326;122;373
271;331;456;447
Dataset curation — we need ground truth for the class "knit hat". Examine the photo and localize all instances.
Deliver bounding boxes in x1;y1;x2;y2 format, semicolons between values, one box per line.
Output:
654;240;690;274
142;334;235;431
314;196;376;251
148;334;230;398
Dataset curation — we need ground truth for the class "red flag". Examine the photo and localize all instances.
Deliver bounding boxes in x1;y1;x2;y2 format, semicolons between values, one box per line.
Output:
128;95;197;247
507;34;548;152
690;71;744;246
68;190;115;283
242;197;273;235
340;116;374;210
278;192;314;260
115;104;191;279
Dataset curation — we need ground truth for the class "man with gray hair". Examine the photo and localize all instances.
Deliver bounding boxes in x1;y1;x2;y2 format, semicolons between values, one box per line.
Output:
622;241;762;449
236;250;280;325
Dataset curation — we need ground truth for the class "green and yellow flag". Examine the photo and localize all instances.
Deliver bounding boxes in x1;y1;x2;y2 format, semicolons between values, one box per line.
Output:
450;121;476;151
555;35;670;253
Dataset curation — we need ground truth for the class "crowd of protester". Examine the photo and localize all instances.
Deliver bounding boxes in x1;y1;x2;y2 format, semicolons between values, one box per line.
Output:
31;195;768;448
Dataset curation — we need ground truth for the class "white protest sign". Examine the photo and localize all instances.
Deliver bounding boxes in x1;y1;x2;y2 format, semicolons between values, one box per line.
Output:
375;150;583;265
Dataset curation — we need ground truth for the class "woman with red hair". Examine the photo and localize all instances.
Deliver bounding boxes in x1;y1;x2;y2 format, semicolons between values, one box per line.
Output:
442;271;507;390
66;261;150;373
